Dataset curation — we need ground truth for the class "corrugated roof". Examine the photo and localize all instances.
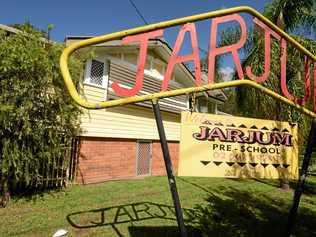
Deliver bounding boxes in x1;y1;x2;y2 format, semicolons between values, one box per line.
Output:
0;24;22;34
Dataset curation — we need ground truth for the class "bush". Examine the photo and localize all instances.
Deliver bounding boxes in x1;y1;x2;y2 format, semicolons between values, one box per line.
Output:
0;24;83;205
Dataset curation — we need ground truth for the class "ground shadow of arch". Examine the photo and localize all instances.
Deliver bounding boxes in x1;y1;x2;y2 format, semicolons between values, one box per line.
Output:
186;186;316;237
303;177;316;195
128;226;201;237
67;201;200;237
66;181;316;237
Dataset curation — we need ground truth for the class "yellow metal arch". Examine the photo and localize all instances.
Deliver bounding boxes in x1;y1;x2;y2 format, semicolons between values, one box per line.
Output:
59;6;316;118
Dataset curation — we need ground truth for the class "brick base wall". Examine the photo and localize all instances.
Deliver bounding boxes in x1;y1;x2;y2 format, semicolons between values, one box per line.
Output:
75;137;179;184
151;141;179;176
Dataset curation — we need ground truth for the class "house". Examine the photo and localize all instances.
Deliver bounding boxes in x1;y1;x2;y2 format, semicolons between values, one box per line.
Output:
0;24;23;35
65;36;228;184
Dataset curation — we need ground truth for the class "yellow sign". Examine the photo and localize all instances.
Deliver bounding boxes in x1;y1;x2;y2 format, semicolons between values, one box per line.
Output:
178;112;298;179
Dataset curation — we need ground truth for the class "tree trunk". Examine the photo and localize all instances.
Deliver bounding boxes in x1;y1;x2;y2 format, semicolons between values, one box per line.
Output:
0;176;10;208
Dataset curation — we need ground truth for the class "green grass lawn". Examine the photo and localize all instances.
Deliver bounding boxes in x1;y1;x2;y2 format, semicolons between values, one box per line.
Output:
0;176;316;237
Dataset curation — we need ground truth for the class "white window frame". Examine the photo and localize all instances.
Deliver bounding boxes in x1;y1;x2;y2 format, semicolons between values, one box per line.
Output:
197;98;209;113
84;58;109;90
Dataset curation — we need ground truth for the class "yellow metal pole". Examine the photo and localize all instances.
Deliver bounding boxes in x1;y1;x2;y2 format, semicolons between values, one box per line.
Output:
60;6;316;118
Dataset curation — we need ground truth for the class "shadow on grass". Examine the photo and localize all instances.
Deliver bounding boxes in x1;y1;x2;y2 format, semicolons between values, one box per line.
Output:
67;181;316;237
128;226;200;237
185;182;316;237
304;177;316;195
11;186;67;204
67;201;200;236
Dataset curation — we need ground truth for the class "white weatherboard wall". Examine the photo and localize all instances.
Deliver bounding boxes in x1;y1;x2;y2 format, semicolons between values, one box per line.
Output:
80;84;181;141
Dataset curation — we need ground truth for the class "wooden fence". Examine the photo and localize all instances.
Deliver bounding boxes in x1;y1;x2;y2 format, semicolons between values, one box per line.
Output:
0;138;79;193
32;138;79;189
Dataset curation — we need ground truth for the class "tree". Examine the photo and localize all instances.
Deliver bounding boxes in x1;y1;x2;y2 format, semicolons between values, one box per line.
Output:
0;24;83;206
228;0;316;140
216;0;316;188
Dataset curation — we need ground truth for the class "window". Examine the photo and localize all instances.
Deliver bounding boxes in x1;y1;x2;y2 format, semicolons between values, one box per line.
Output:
84;59;108;88
196;98;216;113
90;60;104;86
197;98;208;113
136;141;152;176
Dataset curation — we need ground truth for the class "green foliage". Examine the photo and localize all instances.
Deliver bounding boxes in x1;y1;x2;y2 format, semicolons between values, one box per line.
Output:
264;0;315;34
0;25;83;194
232;0;316;149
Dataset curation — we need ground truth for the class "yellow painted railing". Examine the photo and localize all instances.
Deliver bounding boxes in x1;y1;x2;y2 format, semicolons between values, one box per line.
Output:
60;6;316;118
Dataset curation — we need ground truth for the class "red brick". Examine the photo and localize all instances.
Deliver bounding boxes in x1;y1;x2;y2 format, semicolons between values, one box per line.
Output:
75;137;179;184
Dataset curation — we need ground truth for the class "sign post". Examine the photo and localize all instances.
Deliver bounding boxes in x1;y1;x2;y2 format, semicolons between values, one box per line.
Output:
285;119;316;237
152;99;187;237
